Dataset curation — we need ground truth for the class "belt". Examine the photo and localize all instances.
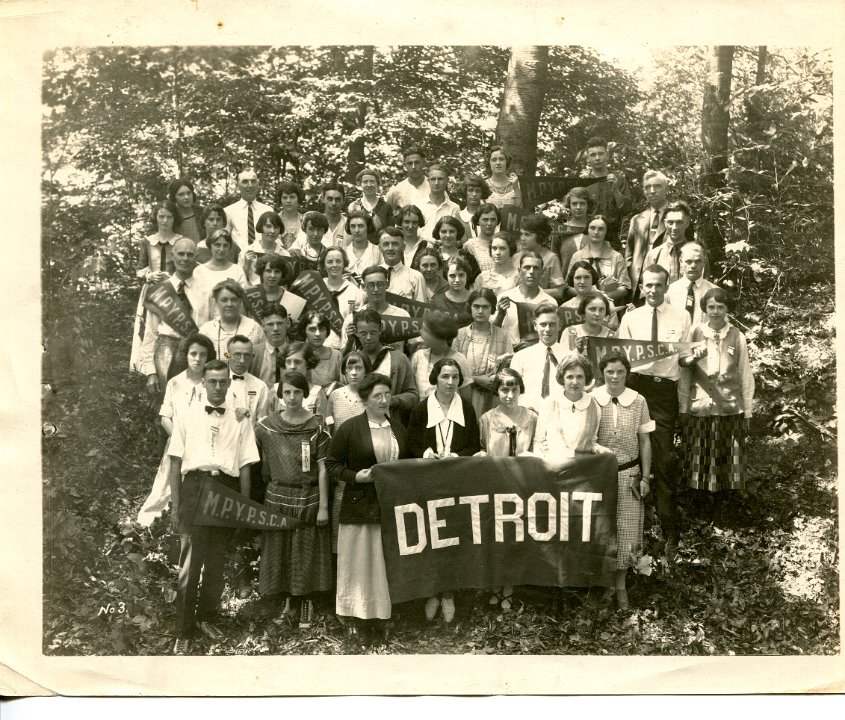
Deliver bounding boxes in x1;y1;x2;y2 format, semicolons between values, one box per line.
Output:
617;457;640;473
187;469;233;479
630;372;676;385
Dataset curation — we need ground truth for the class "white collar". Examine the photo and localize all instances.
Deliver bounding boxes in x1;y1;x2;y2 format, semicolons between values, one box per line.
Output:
149;234;177;247
426;392;465;427
170;274;193;288
561;393;592;411
700;321;732;338
593;386;637;408
367;417;392;429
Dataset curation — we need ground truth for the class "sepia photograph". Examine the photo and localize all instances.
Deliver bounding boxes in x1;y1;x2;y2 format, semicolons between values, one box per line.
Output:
2;0;843;698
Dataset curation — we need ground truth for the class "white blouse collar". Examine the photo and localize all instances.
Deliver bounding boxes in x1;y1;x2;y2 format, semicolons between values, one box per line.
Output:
593;386;637;408
700;321;732;338
561;393;593;411
426;392;465;428
367;417;391;429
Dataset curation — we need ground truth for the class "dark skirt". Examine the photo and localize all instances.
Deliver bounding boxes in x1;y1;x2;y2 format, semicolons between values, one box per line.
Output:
682;413;747;492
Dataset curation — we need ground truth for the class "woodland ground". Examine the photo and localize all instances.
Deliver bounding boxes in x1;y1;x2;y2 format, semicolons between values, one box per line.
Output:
42;285;839;656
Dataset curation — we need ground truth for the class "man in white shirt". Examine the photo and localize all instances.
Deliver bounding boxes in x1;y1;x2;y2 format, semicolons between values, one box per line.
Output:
257;304;290;388
139;238;214;401
340;265;410;350
493;251;557;349
226;335;270;427
617;264;691;562
321;181;348;247
168;360;259;653
626;169;669;304
419;164;461;241
378;227;426;302
384;144;430;210
666;243;716;327
509;303;567;412
224;168;275;251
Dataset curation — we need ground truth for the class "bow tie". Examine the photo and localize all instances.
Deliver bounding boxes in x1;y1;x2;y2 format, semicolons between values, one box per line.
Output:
205;405;226;415
231;374;245;381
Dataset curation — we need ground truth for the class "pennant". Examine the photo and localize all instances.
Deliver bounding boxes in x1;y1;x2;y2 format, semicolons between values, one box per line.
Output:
143;280;198;338
585;336;704;374
521;175;607;210
289;270;345;336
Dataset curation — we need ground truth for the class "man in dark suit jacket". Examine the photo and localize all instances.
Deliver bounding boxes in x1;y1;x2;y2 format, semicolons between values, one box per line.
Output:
625;169;670;305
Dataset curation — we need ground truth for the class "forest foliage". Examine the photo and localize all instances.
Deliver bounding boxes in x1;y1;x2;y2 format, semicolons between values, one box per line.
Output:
40;45;837;657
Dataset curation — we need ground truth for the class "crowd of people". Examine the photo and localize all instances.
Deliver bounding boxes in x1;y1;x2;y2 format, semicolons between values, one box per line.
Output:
131;137;755;654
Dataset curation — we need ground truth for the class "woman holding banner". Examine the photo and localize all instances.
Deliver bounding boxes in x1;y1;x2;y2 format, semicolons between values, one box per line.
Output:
476;367;538;611
255;370;332;626
454;288;510;418
561;291;617;354
561;260;620;332
322;246;364;350
593;351;653;611
241;211;290;286
406;358;481;623
137;199;183;283
326;372;407;644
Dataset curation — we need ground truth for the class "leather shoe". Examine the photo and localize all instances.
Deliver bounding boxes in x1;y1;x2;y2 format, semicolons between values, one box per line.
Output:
172;638;192;655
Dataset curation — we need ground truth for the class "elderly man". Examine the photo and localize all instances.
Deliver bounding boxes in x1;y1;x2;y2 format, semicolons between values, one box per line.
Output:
384;144;430;210
378;227;426;302
644;200;697;285
666;242;716;327
617;264;691;564
625;169;670;304
582;136;632;251
139;238;213;401
224;168;274;251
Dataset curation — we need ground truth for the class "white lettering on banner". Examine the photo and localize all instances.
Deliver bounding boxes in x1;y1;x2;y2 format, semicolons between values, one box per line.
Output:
221;496;234;515
246;506;257;523
258;510;267;525
572;492;603;541
395;503;427;555
494;493;524;542
458;494;490;544
202;490;221;516
391;491;603;552
527;493;557;541
559;491;569;541
427;498;459;549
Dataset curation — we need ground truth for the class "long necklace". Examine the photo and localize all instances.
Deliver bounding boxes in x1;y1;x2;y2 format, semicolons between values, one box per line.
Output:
218;316;242;358
467;324;491;375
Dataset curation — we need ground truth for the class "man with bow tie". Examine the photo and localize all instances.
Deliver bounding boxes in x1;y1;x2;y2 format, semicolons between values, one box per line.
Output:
168;360;259;654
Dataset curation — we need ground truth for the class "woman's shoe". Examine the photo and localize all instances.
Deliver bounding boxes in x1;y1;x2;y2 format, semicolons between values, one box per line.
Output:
441;597;456;623
424;596;440;621
500;586;514;612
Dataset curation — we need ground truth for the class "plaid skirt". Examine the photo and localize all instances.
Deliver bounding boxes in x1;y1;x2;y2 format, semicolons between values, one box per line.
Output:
681;413;747;492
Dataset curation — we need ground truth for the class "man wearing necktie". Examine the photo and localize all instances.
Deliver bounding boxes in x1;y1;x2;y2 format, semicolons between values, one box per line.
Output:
667;243;716;327
625;170;669;305
644;201;698;285
257;304;290;388
167;360;259;654
224;168;274;252
378;226;427;302
617;265;691;565
509;303;567;412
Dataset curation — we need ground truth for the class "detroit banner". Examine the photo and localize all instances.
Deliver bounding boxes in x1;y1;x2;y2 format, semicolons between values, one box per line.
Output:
182;476;305;531
373;454;618;603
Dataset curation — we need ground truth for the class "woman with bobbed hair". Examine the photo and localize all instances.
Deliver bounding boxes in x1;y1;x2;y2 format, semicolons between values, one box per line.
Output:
485;145;522;209
167;178;204;243
472;232;518;296
568;214;630;305
454;287;510;418
344;211;382;279
535;352;610;461
433;215;480;286
395;204;429;269
299;310;343;386
593;350;654;610
196;204;236;264
243;211;291;285
431;257;473;325
137;199;183;283
417;247;449;301
460;174;492;238
276;181;307;249
194;228;248;289
321;246;364;350
347;167;393;232
554;186;593;271
198;279;266;375
561;289;617;353
406;357;481;622
326;372;408;644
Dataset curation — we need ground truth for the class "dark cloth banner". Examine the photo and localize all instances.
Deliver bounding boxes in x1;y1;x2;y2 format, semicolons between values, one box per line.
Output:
500;204;527;234
373;455;618;603
289;270;345;336
585;336;703;375
143;280;198;337
242;286;266;323
385;291;470;327
184;476;305;531
380;315;424;343
521;175;607;210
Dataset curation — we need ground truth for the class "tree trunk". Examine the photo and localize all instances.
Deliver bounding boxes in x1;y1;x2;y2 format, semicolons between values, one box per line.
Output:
345;46;374;184
755;46;768;85
495;47;549;178
701;45;734;190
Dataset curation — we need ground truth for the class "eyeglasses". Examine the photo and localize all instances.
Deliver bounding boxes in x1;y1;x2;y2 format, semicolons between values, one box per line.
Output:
229;352;253;360
369;392;391;402
364;281;389;291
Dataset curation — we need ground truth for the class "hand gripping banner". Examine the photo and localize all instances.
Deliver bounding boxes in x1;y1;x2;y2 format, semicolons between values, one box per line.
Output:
143;280;199;337
373;454;618;603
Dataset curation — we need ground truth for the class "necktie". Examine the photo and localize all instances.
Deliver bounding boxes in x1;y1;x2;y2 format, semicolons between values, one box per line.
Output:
670;244;682;280
385;265;394;281
159;245;167;271
273;346;282;384
506;426;517;457
611;395;619;428
177;280;193;315
247;202;255;244
541;346;558;399
231;374;245;381
651;306;658;342
205;405;225;415
685;281;696;318
650;210;660;241
591;257;602;277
